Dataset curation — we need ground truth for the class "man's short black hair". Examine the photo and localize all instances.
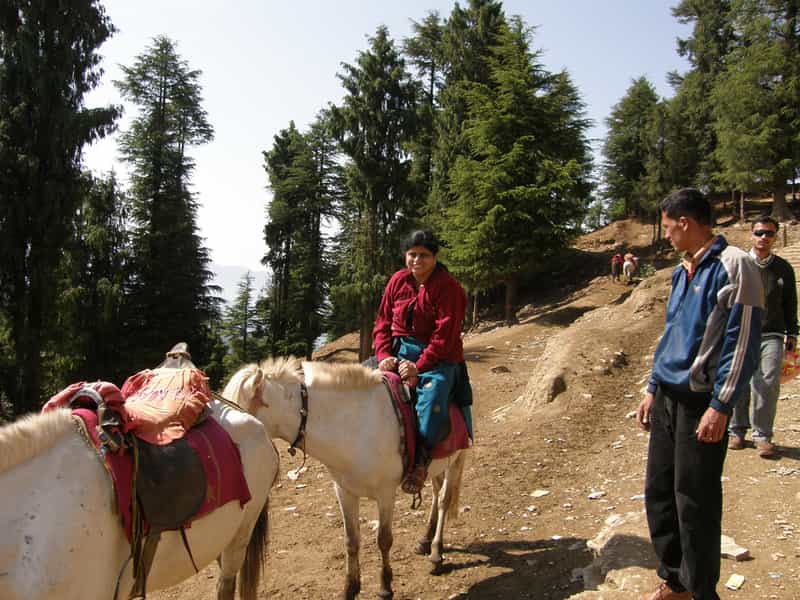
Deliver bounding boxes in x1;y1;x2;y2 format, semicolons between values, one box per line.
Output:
752;214;780;231
401;229;440;255
659;188;713;227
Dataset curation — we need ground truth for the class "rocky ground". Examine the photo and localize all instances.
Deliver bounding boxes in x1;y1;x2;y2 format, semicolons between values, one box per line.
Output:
152;213;800;600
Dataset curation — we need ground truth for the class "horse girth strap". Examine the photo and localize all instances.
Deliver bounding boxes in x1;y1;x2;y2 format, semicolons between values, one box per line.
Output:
287;382;309;457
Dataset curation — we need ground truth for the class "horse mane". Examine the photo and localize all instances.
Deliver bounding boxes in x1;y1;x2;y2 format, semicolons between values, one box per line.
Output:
302;361;383;390
0;409;75;474
259;356;303;384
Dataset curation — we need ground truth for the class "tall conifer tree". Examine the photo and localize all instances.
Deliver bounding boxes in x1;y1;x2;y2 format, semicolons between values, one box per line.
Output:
0;0;118;413
115;36;219;371
713;0;800;218
601;77;659;219
329;26;419;360
442;19;592;322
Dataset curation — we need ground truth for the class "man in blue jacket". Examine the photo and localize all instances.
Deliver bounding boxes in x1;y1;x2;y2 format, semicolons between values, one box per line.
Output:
636;188;763;600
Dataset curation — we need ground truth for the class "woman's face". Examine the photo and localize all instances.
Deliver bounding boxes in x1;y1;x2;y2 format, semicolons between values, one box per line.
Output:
405;245;437;283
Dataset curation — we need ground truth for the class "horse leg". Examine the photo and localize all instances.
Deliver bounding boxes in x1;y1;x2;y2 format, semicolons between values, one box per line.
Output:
335;483;361;600
376;490;395;599
429;453;466;574
415;474;442;556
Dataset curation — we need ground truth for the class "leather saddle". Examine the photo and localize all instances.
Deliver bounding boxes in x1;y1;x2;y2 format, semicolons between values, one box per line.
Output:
126;343;208;600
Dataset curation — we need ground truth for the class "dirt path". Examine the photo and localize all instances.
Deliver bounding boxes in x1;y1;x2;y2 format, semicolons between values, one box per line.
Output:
151;223;800;600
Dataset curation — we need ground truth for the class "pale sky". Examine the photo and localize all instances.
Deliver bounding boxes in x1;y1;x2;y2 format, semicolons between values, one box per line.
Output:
83;1;691;272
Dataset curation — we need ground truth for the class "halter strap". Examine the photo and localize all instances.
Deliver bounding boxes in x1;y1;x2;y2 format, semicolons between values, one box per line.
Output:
287;382;309;457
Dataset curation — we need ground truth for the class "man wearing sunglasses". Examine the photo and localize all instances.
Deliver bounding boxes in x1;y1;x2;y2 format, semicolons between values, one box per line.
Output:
729;215;798;459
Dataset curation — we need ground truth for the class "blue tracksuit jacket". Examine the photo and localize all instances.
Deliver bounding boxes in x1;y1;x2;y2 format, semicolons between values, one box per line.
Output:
647;235;764;414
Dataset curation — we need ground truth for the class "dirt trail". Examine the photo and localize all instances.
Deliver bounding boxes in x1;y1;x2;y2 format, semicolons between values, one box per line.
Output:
151;219;800;600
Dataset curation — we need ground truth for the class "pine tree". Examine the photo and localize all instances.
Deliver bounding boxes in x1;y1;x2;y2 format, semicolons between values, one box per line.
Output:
0;0;119;413
115;36;219;372
329;26;419;360
429;0;506;222
671;0;736;188
54;173;131;384
601;77;659;219
221;272;258;373
442;19;592;323
263;116;337;358
404;11;444;197
712;0;800;219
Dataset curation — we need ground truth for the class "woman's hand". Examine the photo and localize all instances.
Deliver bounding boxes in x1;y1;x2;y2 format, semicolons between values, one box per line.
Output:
378;357;399;372
399;359;418;381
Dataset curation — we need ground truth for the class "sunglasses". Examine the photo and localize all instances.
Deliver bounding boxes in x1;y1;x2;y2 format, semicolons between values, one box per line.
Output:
753;230;776;238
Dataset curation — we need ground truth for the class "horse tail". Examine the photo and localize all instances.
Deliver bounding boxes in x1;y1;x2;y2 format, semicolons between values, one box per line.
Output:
239;497;269;600
446;450;468;522
240;440;278;600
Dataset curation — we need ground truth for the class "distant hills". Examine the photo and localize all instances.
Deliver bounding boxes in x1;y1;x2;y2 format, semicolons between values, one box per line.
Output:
212;264;270;306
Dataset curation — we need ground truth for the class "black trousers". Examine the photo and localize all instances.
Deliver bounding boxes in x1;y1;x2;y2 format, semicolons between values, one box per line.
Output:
645;386;728;600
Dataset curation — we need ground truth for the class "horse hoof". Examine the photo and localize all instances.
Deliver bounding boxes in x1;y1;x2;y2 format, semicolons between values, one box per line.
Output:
415;540;431;555
429;560;444;575
377;589;393;599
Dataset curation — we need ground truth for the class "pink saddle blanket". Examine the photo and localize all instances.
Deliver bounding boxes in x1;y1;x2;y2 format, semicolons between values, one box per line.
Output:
72;408;251;541
44;368;212;446
121;367;211;445
382;371;470;474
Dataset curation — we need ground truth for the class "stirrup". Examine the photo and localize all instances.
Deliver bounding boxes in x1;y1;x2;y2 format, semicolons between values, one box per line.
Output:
401;464;427;495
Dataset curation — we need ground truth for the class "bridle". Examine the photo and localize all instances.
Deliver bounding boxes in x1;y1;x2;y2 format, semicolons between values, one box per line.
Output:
288;382;309;457
213;373;309;461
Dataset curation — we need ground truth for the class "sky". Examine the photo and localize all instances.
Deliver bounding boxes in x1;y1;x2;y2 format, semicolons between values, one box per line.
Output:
83;0;692;273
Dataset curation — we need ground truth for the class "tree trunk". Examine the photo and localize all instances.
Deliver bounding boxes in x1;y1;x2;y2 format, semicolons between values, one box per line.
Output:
358;310;373;363
504;277;519;325
739;190;745;223
771;178;793;221
472;290;479;327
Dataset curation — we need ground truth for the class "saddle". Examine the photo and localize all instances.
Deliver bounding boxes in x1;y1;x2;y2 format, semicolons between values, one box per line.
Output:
48;343;242;599
78;343;209;600
126;343;208;600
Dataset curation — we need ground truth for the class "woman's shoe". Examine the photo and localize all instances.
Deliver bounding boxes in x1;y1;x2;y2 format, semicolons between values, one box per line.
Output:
401;464;427;494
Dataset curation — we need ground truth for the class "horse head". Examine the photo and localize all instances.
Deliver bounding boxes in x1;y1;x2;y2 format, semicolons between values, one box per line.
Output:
224;357;303;441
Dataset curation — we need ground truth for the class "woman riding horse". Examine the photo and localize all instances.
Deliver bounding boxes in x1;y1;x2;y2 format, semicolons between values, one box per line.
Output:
373;229;468;495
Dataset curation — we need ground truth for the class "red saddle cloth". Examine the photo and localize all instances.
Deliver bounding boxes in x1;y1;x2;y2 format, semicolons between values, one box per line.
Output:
382;371;470;474
72;408;251;541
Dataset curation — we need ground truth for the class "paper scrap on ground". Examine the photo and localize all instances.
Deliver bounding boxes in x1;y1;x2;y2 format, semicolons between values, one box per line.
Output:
725;573;745;590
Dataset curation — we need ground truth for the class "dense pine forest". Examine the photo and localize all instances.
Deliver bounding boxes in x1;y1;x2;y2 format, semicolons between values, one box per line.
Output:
1;0;798;418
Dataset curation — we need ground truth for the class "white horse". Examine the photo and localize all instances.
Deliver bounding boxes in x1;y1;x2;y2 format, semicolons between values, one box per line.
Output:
222;357;468;600
0;400;279;600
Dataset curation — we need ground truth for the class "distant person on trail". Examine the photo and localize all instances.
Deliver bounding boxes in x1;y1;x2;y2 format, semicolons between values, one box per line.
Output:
729;215;798;459
623;252;638;283
373;229;471;495
611;252;624;281
636;188;763;600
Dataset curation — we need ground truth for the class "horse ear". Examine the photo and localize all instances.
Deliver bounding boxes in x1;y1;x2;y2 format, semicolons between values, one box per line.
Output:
251;367;264;389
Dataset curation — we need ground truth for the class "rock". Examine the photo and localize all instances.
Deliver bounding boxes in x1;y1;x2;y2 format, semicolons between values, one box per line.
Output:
611;351;628;368
580;512;658;592
531;489;550;498
593;365;612;375
720;534;750;561
588;491;607;500
287;466;308;480
490;364;511;373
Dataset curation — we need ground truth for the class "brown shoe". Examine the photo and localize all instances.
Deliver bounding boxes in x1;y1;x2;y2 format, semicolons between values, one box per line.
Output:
757;441;778;459
642;581;691;600
401;464;428;494
728;435;745;450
